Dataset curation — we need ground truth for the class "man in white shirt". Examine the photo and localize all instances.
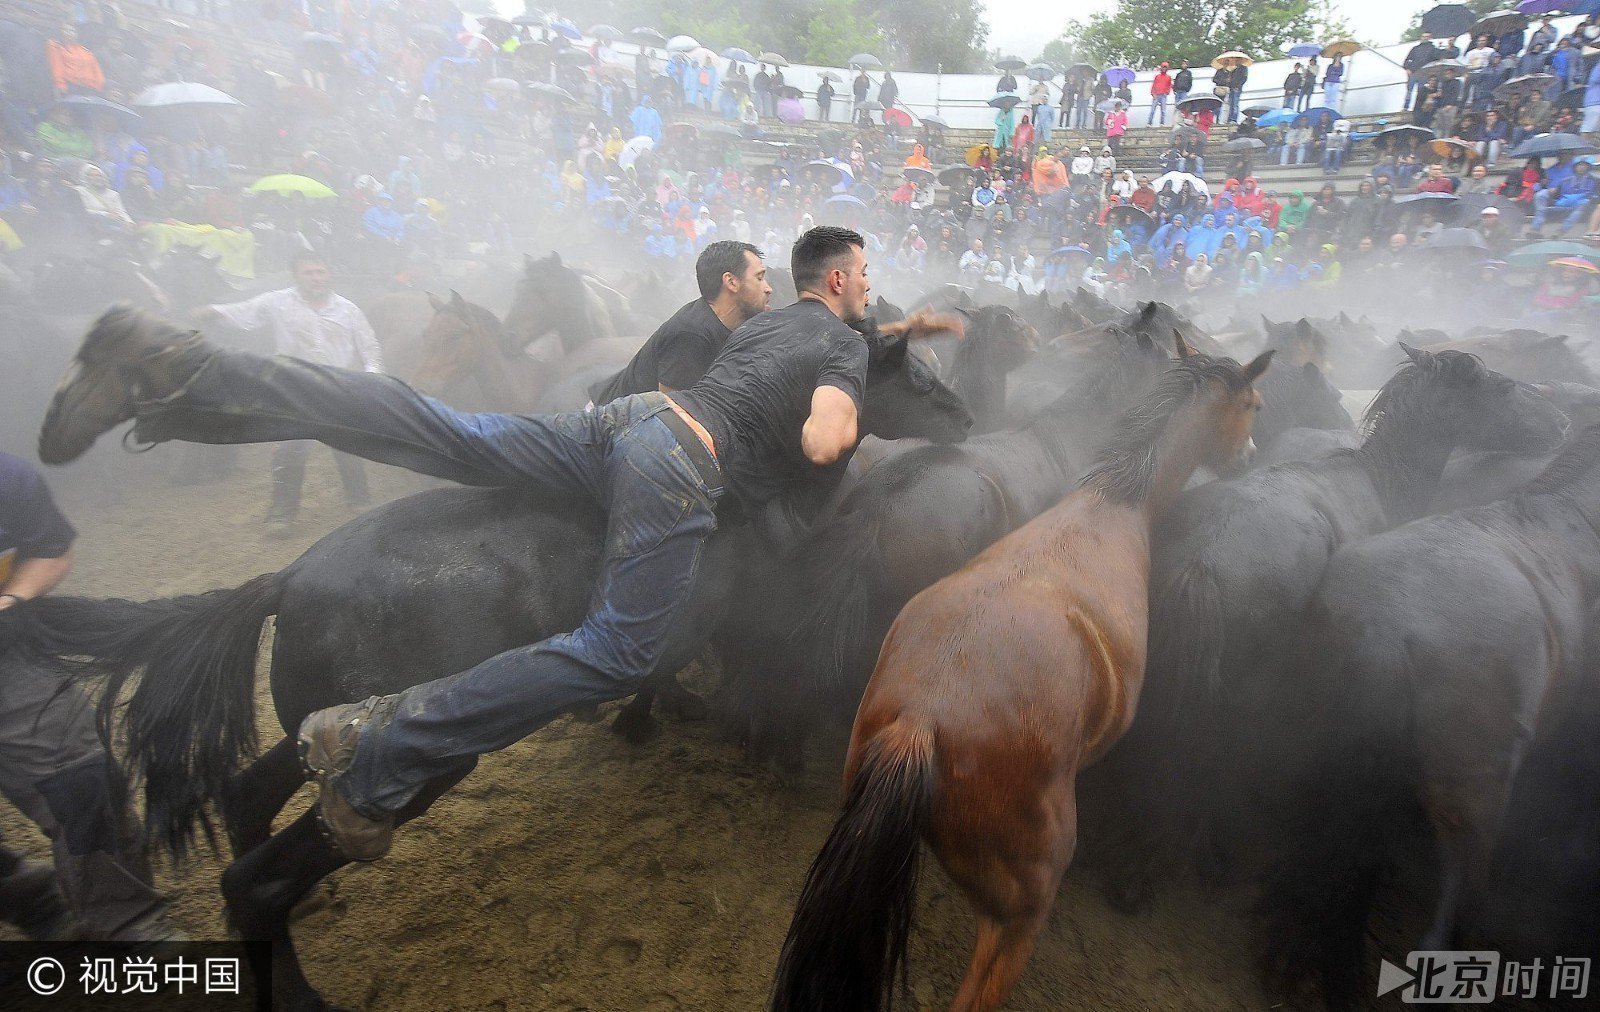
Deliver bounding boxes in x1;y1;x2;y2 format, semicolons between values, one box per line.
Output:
196;250;382;532
958;238;988;274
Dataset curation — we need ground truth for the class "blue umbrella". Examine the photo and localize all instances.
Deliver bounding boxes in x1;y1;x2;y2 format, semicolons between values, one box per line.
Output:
1256;108;1298;127
1284;42;1322;58
547;18;582;40
720;47;755;63
1103;66;1136;88
1293;106;1340;126
825;194;867;208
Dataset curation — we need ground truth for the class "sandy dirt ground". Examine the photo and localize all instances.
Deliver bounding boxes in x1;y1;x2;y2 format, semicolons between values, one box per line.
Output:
0;444;1286;1011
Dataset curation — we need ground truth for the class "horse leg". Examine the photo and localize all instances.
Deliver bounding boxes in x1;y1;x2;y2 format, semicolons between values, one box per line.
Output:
223;762;476;1011
221;737;306;858
610;675;661;744
949;911;1053;1012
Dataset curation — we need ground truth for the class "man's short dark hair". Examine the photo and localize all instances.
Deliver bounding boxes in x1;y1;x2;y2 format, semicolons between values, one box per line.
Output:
791;226;864;294
695;240;762;301
290;249;330;272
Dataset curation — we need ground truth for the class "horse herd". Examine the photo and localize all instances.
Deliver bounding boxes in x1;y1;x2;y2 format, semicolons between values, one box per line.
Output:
5;255;1600;1010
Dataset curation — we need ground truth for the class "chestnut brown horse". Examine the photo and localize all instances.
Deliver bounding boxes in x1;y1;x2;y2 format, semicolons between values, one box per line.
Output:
770;342;1272;1012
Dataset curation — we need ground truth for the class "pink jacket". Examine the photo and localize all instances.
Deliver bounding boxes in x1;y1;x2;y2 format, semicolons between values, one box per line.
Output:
1104;110;1128;137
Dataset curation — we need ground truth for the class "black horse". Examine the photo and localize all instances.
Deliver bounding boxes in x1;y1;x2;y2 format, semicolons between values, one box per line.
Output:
1098;346;1569;912
1260;424;1600;1004
11;321;971;1011
719;309;1182;771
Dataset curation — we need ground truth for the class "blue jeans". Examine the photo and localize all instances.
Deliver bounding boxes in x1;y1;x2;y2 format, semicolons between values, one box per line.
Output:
1226;88;1241;122
133;353;722;818
1148;94;1167;125
1323;147;1344;172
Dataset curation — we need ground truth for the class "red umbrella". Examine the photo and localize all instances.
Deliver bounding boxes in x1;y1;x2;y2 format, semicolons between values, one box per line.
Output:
883;108;912;128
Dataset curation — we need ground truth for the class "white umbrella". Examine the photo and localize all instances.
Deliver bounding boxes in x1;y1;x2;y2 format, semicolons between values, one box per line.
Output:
619;135;655;169
1154;171;1209;196
665;34;699;52
132;81;243;108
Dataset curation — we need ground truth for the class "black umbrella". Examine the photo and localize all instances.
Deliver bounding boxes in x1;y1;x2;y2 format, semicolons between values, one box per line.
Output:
1177;95;1222;114
1555;86;1587;111
1473;9;1527;37
1412;58;1467;83
921;115;949;130
1388;192;1463;220
1222;136;1267;152
1379;124;1437;146
48;94;142;128
1026;63;1057;82
937;164;979;187
1511;132;1598;158
1064;63;1100;81
1105;205;1155;230
1416;227;1488;252
994;56;1027;72
1495;73;1555;101
630;26;666;45
1422;3;1477;37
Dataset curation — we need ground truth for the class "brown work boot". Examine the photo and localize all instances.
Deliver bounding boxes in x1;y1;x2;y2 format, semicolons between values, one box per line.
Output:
38;305;211;464
297;697;395;862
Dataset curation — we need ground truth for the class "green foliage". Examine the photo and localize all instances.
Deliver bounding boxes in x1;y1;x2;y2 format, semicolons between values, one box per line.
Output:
879;0;989;72
801;0;886;67
1400;0;1500;43
1036;37;1077;68
1063;0;1346;69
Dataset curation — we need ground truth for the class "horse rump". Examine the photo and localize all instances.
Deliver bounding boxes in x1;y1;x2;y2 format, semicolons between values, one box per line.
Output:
9;573;284;857
770;725;932;1012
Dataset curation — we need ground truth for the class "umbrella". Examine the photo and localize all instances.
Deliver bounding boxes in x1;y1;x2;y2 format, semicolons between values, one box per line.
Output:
774;84;802;99
1255;108;1298;127
825;194;867;208
1154;171;1209;195
1555;86;1587;110
921;115;949;129
1416;227;1488;252
1103;66;1136;88
1177;95;1223;114
630;27;666;45
1293;106;1340;127
1052;245;1095;260
688;47;717;63
524;81;575;101
818;71;840;82
1495;73;1556;100
546;19;582;40
511;14;546;27
1065;63;1099;81
1422;3;1478;37
1321;40;1361;58
758;52;789;67
1212;51;1253;69
484;77;520;93
848;53;883;68
1242;104;1275;117
700;122;743;139
1391;192;1462;212
249;174;336;198
1026;64;1057;81
938;164;979;187
665;34;699;52
1283;42;1322;58
553;48;593;66
1510;132;1597;158
1549;256;1600;273
1105;205;1155;230
777;97;805;124
666;122;698;140
1096;99;1124;113
803;159;853;185
618;135;654;169
988;93;1024;109
1473;9;1528;36
49;94;141;127
1379;124;1437;145
995;56;1027;72
903;166;936;186
1413;58;1467;83
587;24;622;40
1516;0;1568;13
1430;137;1480;159
884;108;913;128
133;82;243;109
1222;136;1267;152
818;128;845;148
721;47;755;63
1506;241;1600;267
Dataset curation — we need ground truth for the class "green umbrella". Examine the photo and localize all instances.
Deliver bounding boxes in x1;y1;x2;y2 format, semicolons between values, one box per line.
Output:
249;174;337;198
1505;241;1600;268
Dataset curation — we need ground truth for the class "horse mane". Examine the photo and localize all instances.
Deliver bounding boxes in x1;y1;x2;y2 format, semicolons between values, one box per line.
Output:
1078;354;1254;506
1360;349;1486;437
84;304;194;354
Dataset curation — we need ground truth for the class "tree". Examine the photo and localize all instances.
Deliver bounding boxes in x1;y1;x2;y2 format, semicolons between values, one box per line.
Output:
1036;37;1077;68
801;0;886;68
1400;0;1500;42
879;0;989;72
1064;0;1346;69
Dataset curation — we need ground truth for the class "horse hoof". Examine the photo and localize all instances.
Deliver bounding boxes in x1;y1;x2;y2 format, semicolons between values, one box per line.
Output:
660;688;709;722
611;707;658;745
568;703;602;724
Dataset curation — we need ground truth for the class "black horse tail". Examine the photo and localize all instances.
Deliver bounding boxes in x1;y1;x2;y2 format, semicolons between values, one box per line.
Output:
1148;559;1227;708
793;506;886;694
1256;619;1416;1008
771;723;932;1012
15;573;285;858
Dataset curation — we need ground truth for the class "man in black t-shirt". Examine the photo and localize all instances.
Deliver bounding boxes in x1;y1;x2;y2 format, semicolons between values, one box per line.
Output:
38;228;959;864
0;452;178;941
589;240;771;405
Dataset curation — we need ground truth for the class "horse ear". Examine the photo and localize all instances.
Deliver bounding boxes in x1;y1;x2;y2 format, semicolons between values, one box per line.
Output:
877;336;908;366
1173;328;1196;359
1301;360;1323;379
954;306;975;321
1243;349;1274;382
427;292;446;312
1294;318;1312;338
1397;341;1429;364
1260;314;1276;332
449;289;467;311
548;251;563;267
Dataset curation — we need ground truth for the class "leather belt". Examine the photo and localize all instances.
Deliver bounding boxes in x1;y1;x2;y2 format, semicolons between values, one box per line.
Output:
657;405;724;498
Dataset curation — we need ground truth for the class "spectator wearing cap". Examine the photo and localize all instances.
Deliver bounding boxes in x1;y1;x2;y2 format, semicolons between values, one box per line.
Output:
1149;62;1172;126
1475;205;1513;254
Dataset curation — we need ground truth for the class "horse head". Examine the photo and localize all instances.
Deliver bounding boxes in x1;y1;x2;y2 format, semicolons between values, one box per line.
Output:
1262;316;1330;373
415;291;503;393
506;252;587;351
1374;344;1568;455
862;332;972;444
1254;360;1353;448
